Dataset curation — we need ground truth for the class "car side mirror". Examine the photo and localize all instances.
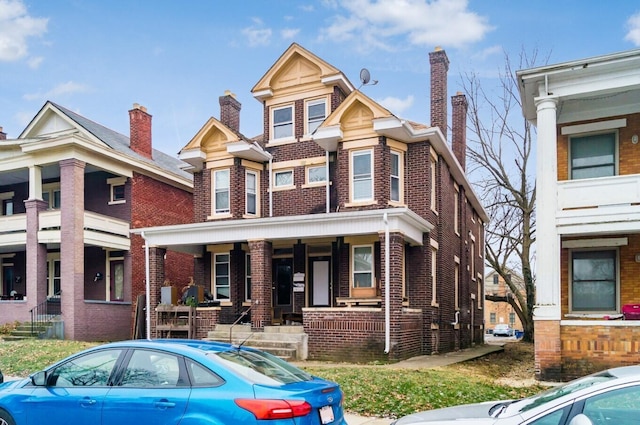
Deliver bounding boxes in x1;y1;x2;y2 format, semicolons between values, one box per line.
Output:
31;371;47;386
568;414;593;425
0;369;3;383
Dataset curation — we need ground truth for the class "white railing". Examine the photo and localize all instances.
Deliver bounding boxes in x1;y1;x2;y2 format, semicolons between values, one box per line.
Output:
0;214;26;232
558;174;640;210
84;211;129;237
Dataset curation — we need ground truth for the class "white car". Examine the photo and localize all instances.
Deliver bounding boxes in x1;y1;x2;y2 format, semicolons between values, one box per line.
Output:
391;366;640;425
492;324;514;337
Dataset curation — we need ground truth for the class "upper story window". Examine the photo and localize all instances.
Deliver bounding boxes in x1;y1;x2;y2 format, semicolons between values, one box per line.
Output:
570;132;616;179
0;192;14;216
390;151;402;203
246;170;257;216
272;105;293;140
213;169;230;215
571;249;617;313
351;150;373;202
274;170;294;188
42;183;61;210
107;177;126;205
307;165;327;185
306;99;326;135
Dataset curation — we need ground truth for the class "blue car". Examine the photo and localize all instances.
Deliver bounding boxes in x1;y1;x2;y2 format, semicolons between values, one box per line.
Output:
0;339;346;425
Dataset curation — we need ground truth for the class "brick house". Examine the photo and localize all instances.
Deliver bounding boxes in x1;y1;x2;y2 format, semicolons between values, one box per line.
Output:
518;48;640;381
135;43;488;361
0;102;194;340
484;270;524;333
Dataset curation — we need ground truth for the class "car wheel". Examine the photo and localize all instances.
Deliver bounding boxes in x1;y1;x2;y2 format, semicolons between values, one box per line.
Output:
0;409;16;425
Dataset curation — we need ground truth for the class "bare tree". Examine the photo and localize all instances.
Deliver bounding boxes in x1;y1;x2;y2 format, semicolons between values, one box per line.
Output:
462;49;547;343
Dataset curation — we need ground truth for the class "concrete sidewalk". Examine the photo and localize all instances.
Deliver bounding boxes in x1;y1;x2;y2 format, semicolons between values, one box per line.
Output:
297;343;505;425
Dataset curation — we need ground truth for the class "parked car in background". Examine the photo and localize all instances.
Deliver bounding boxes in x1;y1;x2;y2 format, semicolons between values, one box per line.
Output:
391;365;640;424
0;339;346;425
492;324;514;337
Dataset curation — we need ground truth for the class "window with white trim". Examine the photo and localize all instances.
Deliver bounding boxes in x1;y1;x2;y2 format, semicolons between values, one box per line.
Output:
213;169;230;214
351;150;373;202
390;151;402;202
246;171;257;216
352;245;373;288
214;253;230;301
245;254;251;302
306;99;326;134
47;254;61;297
571;249;617;312
274;170;294;188
107;177;126;204
42;183;61;210
0;192;14;216
453;184;459;234
430;155;437;212
272;105;293;140
570;132;616;179
307;165;327;184
431;247;438;306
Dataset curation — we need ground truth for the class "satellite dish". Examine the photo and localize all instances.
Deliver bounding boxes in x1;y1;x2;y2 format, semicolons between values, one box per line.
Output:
360;68;371;86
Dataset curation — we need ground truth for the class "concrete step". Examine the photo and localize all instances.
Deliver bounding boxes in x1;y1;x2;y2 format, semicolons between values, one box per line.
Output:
207;324;308;360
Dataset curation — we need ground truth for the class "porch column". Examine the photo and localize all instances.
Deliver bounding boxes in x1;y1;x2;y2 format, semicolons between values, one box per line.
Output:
379;231;404;359
148;246;166;312
534;95;562;381
249;239;272;329
59;158;86;340
24;198;48;311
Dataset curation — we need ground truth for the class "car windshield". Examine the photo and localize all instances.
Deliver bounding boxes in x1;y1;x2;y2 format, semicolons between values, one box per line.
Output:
506;371;618;415
210;348;312;385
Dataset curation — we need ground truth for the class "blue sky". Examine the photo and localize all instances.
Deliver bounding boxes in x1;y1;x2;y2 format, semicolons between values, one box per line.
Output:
2;0;640;156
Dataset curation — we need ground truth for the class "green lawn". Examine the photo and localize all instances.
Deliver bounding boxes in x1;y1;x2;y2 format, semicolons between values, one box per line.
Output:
0;339;544;418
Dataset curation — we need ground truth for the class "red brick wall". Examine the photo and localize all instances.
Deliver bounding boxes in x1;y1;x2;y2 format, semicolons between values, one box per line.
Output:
194;308;221;339
82;302;132;341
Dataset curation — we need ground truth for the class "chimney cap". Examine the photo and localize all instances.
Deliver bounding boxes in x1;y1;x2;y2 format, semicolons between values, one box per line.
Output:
223;90;236;99
132;103;148;113
434;46;443;51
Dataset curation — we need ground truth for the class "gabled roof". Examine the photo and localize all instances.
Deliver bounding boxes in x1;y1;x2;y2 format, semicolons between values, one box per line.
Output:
251;43;354;101
19;101;192;183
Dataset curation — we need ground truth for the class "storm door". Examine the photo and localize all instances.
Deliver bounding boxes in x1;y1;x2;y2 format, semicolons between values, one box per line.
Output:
272;258;293;322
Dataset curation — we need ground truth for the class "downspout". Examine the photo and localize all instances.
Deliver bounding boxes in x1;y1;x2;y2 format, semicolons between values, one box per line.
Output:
269;157;273;217
141;231;151;340
384;213;390;354
325;151;330;213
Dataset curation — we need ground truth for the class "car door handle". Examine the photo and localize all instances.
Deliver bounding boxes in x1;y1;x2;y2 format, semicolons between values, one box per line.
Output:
80;397;97;406
155;399;176;409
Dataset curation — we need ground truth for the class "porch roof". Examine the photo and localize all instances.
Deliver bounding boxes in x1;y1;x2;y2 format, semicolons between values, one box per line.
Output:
132;208;433;255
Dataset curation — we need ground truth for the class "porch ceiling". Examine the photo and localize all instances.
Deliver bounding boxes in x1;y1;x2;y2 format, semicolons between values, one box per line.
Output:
133;207;433;254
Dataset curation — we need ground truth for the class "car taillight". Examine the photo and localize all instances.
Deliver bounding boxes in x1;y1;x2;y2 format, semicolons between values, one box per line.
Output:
235;399;312;420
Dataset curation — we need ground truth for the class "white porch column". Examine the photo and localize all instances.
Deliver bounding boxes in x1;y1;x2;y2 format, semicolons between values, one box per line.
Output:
534;96;561;320
28;165;42;200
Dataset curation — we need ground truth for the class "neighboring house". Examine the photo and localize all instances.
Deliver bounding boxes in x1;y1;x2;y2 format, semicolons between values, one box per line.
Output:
0;102;194;340
518;48;640;381
135;43;488;361
484;270;524;332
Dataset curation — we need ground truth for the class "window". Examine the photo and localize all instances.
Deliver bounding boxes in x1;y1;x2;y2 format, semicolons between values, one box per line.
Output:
454;261;460;310
246;171;257;216
2;199;12;216
307;165;327;184
42;183;61;210
47;255;61;297
570;132;616;179
493;274;499;284
509;313;515;325
50;349;122;387
571;250;616;312
274;170;294;188
245;254;251;302
583;385;640;423
213;169;230;214
272;105;293;139
430;155;437;211
352;150;373;202
121;349;182;387
453;185;459;234
307;99;326;134
390;151;401;202
107;177;126;204
352;245;373;288
186;359;223;387
431;247;438;306
490;312;496;324
214;253;230;301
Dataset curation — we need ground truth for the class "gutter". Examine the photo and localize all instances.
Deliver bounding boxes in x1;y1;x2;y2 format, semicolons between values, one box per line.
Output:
384;212;390;354
141;231;151;340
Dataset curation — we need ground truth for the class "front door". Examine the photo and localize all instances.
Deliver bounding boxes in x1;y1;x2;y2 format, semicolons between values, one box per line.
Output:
310;257;330;306
110;260;124;301
272;258;293;323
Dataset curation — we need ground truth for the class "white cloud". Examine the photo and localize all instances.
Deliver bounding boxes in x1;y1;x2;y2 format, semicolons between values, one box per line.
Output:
242;22;272;47
23;81;90;101
26;55;43;69
320;0;492;52
281;28;300;40
625;12;640;46
0;0;48;62
377;94;414;115
471;45;502;61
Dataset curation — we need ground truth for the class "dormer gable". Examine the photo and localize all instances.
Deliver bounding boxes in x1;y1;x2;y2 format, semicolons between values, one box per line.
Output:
252;43;354;101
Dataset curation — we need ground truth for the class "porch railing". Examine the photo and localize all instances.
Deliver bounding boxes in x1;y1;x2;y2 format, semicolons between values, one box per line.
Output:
229;305;252;344
30;292;62;337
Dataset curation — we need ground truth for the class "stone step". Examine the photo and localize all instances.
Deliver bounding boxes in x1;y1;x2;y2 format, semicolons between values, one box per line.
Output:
206;324;308;360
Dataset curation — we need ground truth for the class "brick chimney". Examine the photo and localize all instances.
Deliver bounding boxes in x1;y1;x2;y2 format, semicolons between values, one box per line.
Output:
129;103;152;159
219;90;241;133
0;127;6;140
451;92;468;171
429;46;449;140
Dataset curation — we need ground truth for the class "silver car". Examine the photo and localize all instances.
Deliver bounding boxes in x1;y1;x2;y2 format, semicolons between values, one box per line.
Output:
391;366;640;425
